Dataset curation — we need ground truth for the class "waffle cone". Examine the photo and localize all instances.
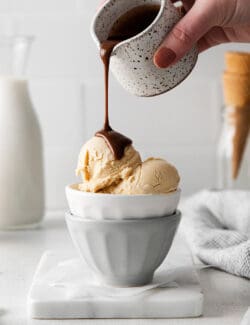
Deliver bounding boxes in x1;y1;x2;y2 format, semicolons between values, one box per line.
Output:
230;107;250;179
225;52;250;74
223;72;250;107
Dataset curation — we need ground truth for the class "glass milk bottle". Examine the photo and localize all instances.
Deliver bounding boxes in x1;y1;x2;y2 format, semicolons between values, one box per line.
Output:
217;52;250;189
0;36;44;229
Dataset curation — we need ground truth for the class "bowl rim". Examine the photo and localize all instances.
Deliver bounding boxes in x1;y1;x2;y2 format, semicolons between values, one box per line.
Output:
66;184;181;199
65;209;181;224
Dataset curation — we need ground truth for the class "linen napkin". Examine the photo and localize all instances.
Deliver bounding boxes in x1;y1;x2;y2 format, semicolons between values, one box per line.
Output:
180;190;250;279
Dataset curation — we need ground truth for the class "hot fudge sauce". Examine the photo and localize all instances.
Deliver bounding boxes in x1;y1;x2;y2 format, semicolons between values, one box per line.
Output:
95;4;160;159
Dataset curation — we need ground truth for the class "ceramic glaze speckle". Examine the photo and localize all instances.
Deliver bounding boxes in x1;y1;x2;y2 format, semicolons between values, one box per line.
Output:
91;0;198;97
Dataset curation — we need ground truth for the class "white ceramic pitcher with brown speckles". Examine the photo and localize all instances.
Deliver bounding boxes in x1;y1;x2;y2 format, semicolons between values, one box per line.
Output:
91;0;198;97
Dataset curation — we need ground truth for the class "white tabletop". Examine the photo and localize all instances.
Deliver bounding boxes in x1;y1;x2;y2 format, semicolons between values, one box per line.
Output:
1;213;250;325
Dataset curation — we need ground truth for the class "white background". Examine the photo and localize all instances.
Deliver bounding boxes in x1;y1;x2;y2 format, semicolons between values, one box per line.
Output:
0;0;249;211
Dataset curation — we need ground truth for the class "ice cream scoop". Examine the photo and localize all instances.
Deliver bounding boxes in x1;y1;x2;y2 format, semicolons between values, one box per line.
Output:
76;136;141;193
76;136;180;195
105;158;180;194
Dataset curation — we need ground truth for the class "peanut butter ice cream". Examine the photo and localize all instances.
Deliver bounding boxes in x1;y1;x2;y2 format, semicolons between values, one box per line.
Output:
104;158;179;194
76;136;141;193
76;137;180;194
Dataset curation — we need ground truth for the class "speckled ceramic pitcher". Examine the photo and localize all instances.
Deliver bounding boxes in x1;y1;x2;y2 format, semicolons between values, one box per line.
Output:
91;0;198;97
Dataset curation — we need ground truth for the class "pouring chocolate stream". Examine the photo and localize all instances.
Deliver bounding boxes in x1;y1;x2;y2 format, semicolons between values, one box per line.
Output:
95;4;160;159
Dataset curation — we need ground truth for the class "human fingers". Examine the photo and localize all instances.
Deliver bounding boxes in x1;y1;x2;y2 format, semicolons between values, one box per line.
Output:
154;0;218;68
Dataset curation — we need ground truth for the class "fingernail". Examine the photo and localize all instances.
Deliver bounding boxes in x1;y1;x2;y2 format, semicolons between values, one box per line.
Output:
154;47;176;68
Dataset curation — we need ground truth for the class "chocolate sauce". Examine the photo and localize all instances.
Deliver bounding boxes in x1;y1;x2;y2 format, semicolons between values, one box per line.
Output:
96;129;133;160
96;4;160;159
108;4;160;41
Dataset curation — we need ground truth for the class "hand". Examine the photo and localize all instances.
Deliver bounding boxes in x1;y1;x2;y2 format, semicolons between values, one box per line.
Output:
154;0;250;68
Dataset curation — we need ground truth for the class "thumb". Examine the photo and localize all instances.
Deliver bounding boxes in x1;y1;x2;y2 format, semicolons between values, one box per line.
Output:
154;1;217;68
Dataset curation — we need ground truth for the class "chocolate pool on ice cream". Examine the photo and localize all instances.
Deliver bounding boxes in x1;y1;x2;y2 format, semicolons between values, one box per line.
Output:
65;136;181;286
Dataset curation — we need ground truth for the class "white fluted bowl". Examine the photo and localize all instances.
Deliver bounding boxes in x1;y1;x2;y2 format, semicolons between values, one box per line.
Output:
66;184;181;220
65;211;181;287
